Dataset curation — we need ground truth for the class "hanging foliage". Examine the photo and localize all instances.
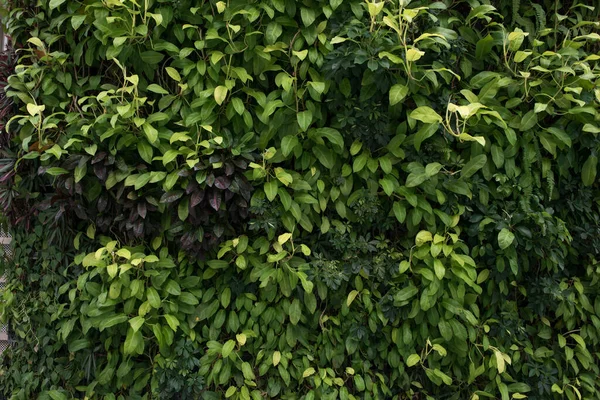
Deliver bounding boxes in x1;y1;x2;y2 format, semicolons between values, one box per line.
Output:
0;0;600;399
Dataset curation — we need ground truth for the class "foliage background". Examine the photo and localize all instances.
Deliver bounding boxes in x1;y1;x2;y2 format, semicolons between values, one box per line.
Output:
0;0;599;399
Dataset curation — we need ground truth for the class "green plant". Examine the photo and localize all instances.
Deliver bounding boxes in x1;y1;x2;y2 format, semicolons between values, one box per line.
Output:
0;0;599;399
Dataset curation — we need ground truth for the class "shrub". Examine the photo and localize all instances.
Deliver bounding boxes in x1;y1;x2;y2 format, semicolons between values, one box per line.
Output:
0;0;599;399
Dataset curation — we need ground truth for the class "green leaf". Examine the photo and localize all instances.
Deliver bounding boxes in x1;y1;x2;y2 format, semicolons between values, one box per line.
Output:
312;145;335;169
49;0;66;9
406;171;428;187
140;51;165;65
47;391;67;400
406;354;420;367
165;280;182;296
222;340;236;358
461;154;487;179
395;285;418;302
582;155;597;186
406;48;425;62
165;67;181;82
410;107;443;124
519;111;538;131
498;228;515;250
264;180;278;202
178;198;189;221
475;34;494;60
353;153;368;173
214;85;228;105
124;328;142;355
207;260;229;269
129;316;145;332
289;298;302;325
147;83;169;94
300;7;316;26
414;123;439;151
303;367;316;378
45;167;69;176
273;351;281;366
142;122;158;143
146;287;161;308
346;290;359;307
379;177;395;196
71;15;86;30
393;202;406;223
98;314;128;331
433;369;453;385
281;135;299;157
138;141;153;164
546;127;571;147
494;350;506;373
416;230;433;246
297;110;313;132
68;339;89;353
241;362;255;380
164;314;180;331
389;84;409;106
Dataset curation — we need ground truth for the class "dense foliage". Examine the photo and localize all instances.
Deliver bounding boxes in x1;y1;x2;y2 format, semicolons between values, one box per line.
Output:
0;0;599;399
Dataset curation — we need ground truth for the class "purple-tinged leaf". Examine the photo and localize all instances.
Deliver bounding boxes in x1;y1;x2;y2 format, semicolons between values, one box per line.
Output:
190;190;205;207
209;191;221;211
138;202;147;219
160;191;183;204
214;176;231;190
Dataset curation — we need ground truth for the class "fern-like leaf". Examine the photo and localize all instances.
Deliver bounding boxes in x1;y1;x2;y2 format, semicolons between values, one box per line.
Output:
512;0;521;25
531;2;546;33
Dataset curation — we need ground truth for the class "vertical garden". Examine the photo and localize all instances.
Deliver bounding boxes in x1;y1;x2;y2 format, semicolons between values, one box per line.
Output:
0;0;599;399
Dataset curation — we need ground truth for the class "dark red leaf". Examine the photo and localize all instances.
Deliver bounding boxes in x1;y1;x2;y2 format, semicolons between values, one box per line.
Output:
97;196;108;212
206;173;215;187
92;152;107;164
94;164;107;181
214;176;231;190
209;191;221;211
190;190;205;207
160;190;183;204
138;202;147;219
225;162;235;176
133;221;144;237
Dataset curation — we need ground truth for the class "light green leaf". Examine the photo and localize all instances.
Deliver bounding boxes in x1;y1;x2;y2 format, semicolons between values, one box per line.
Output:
406;171;428;187
346;290;359;307
273;351;281;366
222;340;236;358
416;230;433;246
146;287;161;308
297;110;313;132
406;354;421;367
49;0;66;9
214;85;228;105
165;67;181;82
410;107;443;124
289;298;302;325
389;84;409;106
264;180;278;201
129;316;145;332
71;15;86;30
498;228;515;250
147;83;169;94
164;314;180;331
300;7;316;26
